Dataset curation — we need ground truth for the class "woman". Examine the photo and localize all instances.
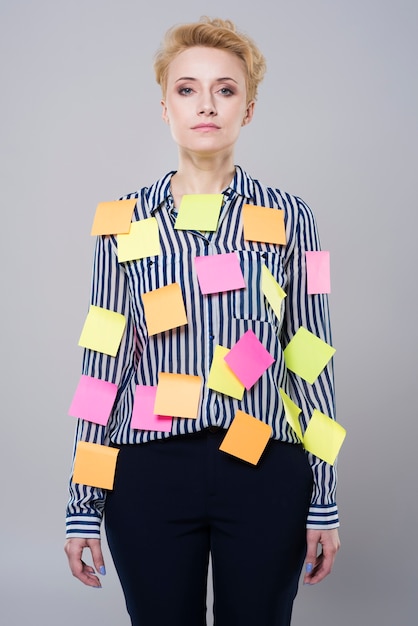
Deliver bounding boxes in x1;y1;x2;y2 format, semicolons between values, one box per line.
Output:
65;17;340;626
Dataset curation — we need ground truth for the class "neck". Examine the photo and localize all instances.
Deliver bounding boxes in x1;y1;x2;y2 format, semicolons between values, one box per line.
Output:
171;150;235;204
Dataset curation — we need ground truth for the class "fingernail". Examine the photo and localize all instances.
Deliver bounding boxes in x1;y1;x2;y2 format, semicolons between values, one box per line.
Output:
93;584;102;589
306;563;313;574
99;566;106;575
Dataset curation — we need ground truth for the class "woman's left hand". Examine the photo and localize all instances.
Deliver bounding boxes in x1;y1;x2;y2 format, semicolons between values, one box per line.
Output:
303;528;341;585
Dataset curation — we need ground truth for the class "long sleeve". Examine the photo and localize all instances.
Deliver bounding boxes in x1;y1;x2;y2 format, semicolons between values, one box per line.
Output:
65;232;139;539
282;197;339;529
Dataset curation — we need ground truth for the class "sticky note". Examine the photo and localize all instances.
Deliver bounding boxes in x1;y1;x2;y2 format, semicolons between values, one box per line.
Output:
224;329;275;390
306;251;331;294
154;373;202;419
207;345;245;400
90;199;137;236
261;264;287;321
219;410;272;465
117;218;160;262
279;388;303;441
78;305;126;357
73;441;119;490
175;194;223;231
131;385;173;432
303;409;346;465
68;375;118;426
283;327;335;384
142;283;188;336
243;204;286;245
194;253;245;294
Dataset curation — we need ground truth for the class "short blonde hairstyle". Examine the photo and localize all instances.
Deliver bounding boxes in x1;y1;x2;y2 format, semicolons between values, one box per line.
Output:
154;17;266;102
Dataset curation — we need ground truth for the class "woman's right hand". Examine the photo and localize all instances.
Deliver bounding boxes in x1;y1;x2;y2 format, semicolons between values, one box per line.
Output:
64;537;106;588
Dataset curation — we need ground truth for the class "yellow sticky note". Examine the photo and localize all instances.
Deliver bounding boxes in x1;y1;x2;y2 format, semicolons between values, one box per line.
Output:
303;409;346;465
154;372;202;419
243;204;286;245
90;199;137;236
261;264;287;321
73;441;119;490
142;283;188;336
78;305;126;357
117;217;160;262
219;410;272;465
175;194;223;231
279;388;303;441
207;345;245;400
283;327;335;384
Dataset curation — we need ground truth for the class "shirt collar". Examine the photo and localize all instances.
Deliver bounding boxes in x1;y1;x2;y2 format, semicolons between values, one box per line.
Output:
145;165;255;215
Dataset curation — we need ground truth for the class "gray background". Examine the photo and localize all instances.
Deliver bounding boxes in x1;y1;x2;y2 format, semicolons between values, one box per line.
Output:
1;0;416;624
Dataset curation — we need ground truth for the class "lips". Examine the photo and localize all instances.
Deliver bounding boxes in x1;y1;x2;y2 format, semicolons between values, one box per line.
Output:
191;123;220;130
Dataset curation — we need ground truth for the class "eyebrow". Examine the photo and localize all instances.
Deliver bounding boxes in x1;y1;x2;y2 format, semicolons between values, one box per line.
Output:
175;77;238;84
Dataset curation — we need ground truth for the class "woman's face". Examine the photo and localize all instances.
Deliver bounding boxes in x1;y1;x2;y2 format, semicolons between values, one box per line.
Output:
161;46;254;157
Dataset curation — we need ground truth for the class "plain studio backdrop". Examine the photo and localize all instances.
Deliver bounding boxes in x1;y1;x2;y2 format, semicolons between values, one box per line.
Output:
1;0;416;624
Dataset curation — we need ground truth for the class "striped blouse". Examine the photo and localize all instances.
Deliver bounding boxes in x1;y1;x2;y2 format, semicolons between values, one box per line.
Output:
66;165;339;539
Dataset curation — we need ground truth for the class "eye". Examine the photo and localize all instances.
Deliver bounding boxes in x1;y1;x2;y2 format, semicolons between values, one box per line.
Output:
178;87;194;96
218;87;234;96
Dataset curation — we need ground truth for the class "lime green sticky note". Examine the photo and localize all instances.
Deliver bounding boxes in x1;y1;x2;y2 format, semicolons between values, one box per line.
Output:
78;305;126;357
261;264;287;321
174;194;223;231
279;388;303;441
208;345;245;400
283;327;335;384
303;409;346;465
117;218;160;262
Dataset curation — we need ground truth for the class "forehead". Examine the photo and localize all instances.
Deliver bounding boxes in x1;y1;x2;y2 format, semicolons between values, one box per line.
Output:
166;46;246;83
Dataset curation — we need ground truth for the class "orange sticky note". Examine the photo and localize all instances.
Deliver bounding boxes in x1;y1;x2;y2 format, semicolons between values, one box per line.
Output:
154;372;202;418
243;204;286;245
219;410;272;465
90;199;137;236
142;283;188;336
73;441;119;490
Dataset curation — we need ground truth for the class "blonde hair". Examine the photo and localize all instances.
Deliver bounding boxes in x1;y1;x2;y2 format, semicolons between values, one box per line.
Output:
154;17;266;102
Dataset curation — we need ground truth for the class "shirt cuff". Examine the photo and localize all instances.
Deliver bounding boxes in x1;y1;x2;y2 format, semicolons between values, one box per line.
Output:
66;514;102;539
306;503;340;529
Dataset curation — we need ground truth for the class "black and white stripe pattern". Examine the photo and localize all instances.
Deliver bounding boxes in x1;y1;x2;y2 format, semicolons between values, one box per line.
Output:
66;166;339;538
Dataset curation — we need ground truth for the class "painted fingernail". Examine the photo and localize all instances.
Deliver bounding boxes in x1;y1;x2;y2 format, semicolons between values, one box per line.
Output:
306;563;313;574
99;566;106;575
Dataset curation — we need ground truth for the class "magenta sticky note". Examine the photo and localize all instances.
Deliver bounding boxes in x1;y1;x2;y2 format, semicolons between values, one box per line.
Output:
224;330;275;390
194;253;245;294
306;251;331;294
131;385;173;432
68;375;118;426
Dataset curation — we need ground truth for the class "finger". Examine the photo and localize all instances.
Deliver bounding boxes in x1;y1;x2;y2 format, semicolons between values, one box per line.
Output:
88;539;106;576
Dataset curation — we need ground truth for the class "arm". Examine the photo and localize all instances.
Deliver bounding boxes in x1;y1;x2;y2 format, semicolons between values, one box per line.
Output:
65;230;138;583
282;196;340;579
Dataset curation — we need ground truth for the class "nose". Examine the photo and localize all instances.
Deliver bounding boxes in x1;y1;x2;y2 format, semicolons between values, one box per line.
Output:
197;92;216;116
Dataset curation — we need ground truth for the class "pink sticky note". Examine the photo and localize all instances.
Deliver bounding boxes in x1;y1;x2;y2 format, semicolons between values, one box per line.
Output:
131;385;173;432
306;251;331;294
68;375;118;426
224;330;275;390
194;253;245;294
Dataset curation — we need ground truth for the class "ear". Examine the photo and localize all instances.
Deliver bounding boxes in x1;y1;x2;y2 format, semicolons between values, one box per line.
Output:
161;100;169;124
242;101;255;126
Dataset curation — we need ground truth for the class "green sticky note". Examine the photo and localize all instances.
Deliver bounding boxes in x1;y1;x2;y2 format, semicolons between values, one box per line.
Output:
78;305;126;357
117;218;160;262
208;345;245;400
261;264;286;321
279;388;303;440
283;327;335;384
303;409;346;465
174;194;223;231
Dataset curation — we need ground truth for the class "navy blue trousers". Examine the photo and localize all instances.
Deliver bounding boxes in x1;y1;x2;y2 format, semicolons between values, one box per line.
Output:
105;428;313;626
